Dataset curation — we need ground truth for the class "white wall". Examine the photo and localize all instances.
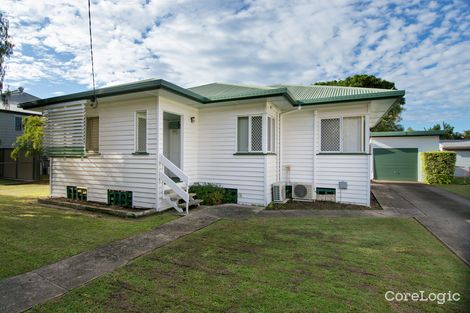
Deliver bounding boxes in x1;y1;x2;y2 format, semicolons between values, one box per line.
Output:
370;136;440;182
197;102;267;205
51;97;159;208
158;93;199;183
315;105;370;206
280;104;371;206
281;110;315;183
454;151;470;177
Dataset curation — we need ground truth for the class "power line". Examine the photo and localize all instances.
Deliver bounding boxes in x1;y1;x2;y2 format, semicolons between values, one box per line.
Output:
87;0;97;104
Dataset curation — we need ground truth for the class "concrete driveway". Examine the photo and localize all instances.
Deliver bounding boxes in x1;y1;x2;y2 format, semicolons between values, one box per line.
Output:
372;182;470;266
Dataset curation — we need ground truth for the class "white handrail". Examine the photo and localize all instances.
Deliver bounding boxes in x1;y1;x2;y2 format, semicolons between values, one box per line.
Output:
159;154;188;185
158;154;190;214
160;171;189;203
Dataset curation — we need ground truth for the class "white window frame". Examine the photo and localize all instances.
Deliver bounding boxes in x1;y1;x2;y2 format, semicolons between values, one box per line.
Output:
320;115;366;153
267;115;276;153
135;110;148;153
236;114;277;153
85;116;100;153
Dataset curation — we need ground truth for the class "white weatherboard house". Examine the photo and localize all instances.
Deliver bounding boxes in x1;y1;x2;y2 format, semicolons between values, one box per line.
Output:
19;79;404;211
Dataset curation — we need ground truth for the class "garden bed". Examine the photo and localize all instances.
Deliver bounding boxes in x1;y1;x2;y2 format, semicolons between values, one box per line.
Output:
39;197;158;218
267;193;381;210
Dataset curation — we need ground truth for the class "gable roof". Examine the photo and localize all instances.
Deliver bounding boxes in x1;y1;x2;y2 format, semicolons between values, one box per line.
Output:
18;79;405;109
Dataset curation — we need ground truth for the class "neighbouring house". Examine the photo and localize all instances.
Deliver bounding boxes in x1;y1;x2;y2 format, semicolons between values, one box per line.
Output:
19;79;404;211
370;130;444;182
440;139;470;178
0;91;45;181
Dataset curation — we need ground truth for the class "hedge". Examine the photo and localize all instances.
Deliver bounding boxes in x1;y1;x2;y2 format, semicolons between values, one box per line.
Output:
421;151;456;184
189;183;237;205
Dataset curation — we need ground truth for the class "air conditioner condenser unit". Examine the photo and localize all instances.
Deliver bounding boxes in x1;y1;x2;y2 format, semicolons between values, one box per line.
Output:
272;183;287;203
292;183;313;201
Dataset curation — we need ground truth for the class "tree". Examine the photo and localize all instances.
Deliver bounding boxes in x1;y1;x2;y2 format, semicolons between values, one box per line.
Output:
463;130;470;139
425;122;463;139
315;74;405;132
11;116;45;160
0;11;14;93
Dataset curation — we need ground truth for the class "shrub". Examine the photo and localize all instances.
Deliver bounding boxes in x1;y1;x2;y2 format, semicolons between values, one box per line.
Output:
189;183;237;205
421;151;456;184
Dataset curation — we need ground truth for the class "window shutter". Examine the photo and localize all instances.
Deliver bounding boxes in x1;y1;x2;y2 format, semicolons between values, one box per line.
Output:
86;117;99;152
321;118;340;152
251;116;263;151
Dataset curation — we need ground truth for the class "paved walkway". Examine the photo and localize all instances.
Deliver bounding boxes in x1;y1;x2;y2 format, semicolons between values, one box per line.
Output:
372;183;470;267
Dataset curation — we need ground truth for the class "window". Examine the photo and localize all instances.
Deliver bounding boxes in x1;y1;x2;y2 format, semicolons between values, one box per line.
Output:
267;116;275;152
15;116;23;131
86;117;99;152
237;115;275;153
320;116;365;153
136;111;147;153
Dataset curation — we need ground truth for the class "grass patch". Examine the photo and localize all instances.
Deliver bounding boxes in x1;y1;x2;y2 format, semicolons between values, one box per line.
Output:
0;182;177;279
33;218;469;312
434;177;470;198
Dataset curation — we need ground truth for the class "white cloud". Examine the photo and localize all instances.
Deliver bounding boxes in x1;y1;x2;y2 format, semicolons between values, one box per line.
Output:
2;0;470;129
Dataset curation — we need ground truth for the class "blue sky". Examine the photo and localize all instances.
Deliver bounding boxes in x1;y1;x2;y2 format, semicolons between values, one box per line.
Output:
3;0;470;131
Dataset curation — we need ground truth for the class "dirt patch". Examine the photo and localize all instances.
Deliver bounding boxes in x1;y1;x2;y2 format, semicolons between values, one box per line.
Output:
268;192;381;210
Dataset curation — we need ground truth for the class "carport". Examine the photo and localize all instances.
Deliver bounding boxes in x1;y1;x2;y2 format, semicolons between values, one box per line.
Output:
370;130;444;182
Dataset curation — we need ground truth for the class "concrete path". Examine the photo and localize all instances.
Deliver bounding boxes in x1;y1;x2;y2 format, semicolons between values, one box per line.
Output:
0;210;221;313
372;183;470;266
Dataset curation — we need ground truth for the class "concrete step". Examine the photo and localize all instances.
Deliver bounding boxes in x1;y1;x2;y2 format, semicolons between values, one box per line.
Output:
178;199;203;208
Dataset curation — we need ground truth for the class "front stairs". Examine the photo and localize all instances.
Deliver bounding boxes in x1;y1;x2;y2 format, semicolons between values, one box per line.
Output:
163;182;203;214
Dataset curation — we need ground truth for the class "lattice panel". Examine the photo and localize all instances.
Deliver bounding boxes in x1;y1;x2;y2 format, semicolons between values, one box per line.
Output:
321;118;340;151
251;116;263;151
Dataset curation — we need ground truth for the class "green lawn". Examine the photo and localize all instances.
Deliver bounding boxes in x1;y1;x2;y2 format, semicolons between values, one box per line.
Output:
0;181;177;279
33;217;469;313
435;177;470;199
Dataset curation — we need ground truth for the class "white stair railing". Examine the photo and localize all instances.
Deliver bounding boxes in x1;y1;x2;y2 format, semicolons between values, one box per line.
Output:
158;154;189;214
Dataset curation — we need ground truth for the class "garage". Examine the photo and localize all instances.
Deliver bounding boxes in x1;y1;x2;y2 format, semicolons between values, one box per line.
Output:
373;148;418;181
370;130;444;182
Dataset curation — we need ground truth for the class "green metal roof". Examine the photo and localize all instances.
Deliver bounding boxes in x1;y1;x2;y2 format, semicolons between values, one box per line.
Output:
371;130;445;137
19;79;405;109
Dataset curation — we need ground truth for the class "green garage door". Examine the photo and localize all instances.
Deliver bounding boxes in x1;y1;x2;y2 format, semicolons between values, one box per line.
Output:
373;148;418;181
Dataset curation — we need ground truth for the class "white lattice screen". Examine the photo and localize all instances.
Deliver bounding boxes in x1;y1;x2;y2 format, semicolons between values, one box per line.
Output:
321;118;340;151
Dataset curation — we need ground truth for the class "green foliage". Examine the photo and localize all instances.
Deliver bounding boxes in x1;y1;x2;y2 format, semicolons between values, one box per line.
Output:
463;130;470;139
0;12;14;92
421;152;456;184
189;183;237;205
315;74;405;132
425;122;463;139
11;115;45;160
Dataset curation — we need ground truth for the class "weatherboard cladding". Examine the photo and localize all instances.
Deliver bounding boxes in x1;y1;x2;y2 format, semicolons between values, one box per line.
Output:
19;79;405;109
